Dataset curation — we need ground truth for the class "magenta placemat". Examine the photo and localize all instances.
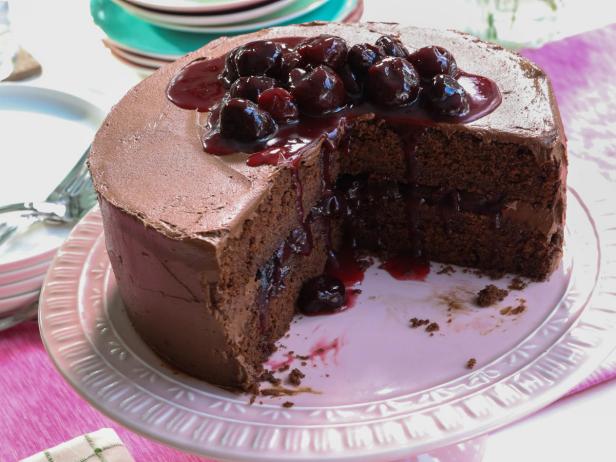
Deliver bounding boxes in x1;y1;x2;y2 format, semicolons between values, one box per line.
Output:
520;24;616;183
520;23;616;395
2;24;616;461
0;321;208;461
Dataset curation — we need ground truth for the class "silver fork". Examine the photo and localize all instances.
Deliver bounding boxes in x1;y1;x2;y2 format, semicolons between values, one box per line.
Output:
0;146;97;246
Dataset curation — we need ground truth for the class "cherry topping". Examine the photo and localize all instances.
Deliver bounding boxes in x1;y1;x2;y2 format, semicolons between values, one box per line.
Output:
229;76;277;102
427;74;470;116
219;98;277;141
234;40;282;77
348;43;383;76
337;65;362;98
367;57;420;107
291;65;346;116
269;50;302;81
258;87;299;123
287;226;311;255
295;34;348;70
219;48;240;88
408;46;458;80
287;68;308;89
297;275;346;315
375;35;408;58
318;194;343;217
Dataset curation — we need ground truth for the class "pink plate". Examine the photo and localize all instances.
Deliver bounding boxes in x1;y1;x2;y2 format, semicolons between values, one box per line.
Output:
39;170;616;461
0;272;46;299
0;258;51;285
0;290;39;315
0;246;57;275
123;0;282;14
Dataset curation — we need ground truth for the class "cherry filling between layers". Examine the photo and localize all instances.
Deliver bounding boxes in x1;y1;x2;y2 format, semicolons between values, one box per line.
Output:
166;34;503;320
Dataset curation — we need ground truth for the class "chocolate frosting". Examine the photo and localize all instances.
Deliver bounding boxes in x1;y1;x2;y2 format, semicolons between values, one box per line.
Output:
89;22;565;244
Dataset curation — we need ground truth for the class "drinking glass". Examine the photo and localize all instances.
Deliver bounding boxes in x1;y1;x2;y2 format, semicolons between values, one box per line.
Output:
0;0;17;81
467;0;563;49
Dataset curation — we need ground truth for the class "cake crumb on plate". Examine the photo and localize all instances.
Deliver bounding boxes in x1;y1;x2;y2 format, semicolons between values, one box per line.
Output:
508;276;529;291
410;317;430;328
288;368;305;386
476;284;508;307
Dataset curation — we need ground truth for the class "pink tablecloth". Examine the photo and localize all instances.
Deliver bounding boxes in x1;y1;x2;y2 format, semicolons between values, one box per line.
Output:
2;24;616;462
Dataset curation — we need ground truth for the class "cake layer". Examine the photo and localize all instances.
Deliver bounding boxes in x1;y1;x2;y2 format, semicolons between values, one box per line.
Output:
335;176;564;278
343;121;566;206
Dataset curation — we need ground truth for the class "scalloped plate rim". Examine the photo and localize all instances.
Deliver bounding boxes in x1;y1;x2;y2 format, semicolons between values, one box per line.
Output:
39;177;616;460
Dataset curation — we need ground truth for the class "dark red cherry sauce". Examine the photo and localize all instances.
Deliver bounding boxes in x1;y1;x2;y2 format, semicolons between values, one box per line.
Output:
166;36;502;321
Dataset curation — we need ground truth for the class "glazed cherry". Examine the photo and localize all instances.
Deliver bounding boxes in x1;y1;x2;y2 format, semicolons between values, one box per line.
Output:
234;40;282;77
287;68;308;89
428;74;470;117
367;57;420;107
219;98;277;141
287;226;311;255
348;43;382;76
291;65;346;116
316;193;343;217
337;65;362;97
258;87;299;123
295;34;348;69
408;46;458;80
219;48;240;87
268;50;302;81
229;76;277;102
297;275;346;315
375;35;408;58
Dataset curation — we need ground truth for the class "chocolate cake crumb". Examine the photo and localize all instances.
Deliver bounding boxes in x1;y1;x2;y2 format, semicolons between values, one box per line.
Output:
260;370;282;386
410;317;430;328
466;358;477;369
476;284;508;307
288;368;305;386
260;386;320;397
247;382;259;405
426;322;440;333
296;354;310;360
282;401;294;408
437;265;455;275
278;364;290;373
247;382;259;396
500;299;527;316
301;361;307;366
508;277;529;291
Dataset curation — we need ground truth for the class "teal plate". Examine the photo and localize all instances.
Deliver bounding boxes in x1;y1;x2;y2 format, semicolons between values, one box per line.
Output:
91;0;354;58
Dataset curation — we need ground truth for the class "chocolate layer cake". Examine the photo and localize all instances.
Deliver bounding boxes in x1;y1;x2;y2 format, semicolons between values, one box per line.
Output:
89;22;566;390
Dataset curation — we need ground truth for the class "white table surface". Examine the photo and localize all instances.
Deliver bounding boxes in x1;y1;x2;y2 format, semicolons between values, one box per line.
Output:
7;1;616;461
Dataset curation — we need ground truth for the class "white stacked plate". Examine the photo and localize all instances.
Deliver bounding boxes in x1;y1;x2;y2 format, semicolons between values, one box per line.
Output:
0;85;105;328
113;0;330;33
0;226;64;319
92;0;363;72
